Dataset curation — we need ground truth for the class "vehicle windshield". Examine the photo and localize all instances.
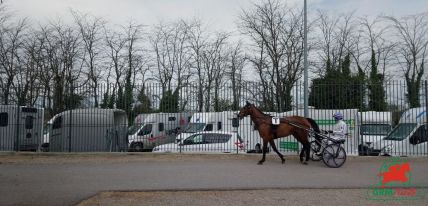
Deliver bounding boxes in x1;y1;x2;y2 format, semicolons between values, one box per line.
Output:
128;124;142;135
383;123;417;141
184;123;206;133
360;124;391;135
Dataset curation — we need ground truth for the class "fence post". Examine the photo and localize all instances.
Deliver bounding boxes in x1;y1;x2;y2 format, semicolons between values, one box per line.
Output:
68;84;73;153
15;106;20;151
425;80;427;155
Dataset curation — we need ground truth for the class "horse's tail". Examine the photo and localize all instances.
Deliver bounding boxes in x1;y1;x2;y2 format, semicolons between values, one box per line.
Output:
306;118;322;141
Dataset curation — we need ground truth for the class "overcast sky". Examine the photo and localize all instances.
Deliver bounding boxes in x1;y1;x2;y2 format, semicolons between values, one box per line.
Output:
4;0;428;32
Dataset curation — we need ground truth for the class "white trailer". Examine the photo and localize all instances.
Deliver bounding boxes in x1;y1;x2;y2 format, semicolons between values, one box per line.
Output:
371;107;428;156
0;105;44;151
49;108;128;152
128;112;193;151
357;111;392;155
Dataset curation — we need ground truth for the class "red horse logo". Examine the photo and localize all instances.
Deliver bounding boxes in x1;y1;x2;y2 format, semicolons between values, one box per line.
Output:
377;162;410;188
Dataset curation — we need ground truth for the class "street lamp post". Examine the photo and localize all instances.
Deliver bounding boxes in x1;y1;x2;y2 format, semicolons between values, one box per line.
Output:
304;0;309;117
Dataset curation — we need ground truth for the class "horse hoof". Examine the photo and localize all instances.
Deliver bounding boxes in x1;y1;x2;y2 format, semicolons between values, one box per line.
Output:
281;159;285;164
303;161;308;165
257;161;264;165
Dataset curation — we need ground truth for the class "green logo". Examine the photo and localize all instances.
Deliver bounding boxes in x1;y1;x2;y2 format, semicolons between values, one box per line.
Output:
367;157;425;201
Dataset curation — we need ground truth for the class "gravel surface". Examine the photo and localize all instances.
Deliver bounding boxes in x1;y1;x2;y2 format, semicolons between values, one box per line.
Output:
78;189;426;206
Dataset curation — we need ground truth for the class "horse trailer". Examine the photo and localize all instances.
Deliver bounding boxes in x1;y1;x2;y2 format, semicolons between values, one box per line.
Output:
128;112;193;151
48;108;128;152
0;105;44;151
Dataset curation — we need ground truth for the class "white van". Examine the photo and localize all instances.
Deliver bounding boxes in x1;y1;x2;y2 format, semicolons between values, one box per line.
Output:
371;107;428;156
0;105;44;151
49;108;128;152
357;111;392;155
128;112;192;151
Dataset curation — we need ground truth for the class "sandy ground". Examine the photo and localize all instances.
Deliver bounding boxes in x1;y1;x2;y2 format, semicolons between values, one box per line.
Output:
78;189;426;206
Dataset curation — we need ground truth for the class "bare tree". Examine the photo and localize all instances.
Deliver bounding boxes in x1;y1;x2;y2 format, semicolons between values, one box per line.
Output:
0;17;27;104
72;11;105;107
122;21;144;116
14;28;44;106
105;28;127;107
385;12;428;107
239;0;306;111
41;20;83;114
187;19;208;111
226;41;246;110
150;20;192;110
315;11;357;74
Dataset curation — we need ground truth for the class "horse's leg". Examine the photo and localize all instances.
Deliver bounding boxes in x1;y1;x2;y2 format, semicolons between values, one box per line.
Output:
299;146;305;163
269;140;285;164
305;142;310;163
258;139;268;165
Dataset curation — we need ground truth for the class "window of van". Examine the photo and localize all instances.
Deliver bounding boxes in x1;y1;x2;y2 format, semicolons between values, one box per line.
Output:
52;116;62;129
232;118;239;127
25;116;34;129
204;134;231;144
204;124;213;131
0;113;8;127
217;122;222;130
138;124;152;136
409;124;428;145
384;123;416;141
168;117;176;121
159;123;164;132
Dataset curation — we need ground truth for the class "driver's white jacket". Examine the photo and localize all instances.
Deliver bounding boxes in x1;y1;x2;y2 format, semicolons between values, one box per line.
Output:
331;120;347;140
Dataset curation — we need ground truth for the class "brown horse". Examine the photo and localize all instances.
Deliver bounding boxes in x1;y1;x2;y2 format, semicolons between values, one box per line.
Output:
238;102;321;165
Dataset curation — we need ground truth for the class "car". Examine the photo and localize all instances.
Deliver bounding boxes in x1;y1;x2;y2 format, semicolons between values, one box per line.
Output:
152;131;245;153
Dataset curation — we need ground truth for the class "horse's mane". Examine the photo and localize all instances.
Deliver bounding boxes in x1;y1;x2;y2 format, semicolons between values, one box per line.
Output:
251;104;272;117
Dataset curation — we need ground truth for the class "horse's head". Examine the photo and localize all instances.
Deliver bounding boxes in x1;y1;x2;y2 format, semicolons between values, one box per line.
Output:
238;101;254;119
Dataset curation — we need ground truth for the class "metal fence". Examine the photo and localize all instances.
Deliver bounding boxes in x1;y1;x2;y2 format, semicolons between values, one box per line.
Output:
0;80;427;156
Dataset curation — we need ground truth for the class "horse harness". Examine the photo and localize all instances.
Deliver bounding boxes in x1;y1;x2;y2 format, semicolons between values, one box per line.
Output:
270;117;313;139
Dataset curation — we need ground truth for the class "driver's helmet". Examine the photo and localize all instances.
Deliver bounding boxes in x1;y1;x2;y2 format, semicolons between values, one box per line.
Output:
333;112;343;120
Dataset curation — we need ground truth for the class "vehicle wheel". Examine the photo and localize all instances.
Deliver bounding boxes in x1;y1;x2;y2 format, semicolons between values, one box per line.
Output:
131;142;144;152
322;144;346;168
310;140;322;161
358;144;369;156
41;143;50;152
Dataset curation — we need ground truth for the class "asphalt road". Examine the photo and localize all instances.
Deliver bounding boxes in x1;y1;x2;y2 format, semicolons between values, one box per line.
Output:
0;153;427;206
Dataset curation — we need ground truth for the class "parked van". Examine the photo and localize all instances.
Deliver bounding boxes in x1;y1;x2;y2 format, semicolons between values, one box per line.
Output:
0;105;44;151
371;107;428;156
358;111;392;155
128;112;192;151
49;108;128;152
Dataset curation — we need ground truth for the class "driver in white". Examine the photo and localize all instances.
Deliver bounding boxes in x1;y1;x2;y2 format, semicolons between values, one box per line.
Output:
328;112;347;140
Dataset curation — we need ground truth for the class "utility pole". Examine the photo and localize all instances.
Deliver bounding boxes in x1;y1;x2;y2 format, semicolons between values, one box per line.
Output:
304;0;309;117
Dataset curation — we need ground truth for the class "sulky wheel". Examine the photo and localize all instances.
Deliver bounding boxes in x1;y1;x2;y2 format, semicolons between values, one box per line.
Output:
322;144;346;168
